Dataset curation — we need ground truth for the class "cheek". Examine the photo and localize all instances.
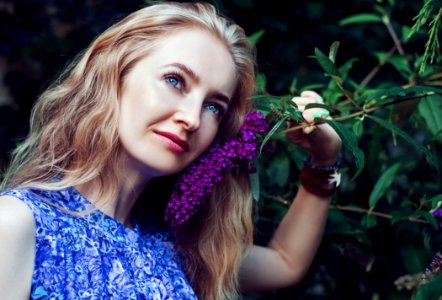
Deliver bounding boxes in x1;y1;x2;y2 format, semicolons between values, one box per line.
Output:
197;120;219;153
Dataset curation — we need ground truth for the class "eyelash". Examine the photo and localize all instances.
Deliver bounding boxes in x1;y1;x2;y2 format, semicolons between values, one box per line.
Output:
204;102;226;118
164;71;186;91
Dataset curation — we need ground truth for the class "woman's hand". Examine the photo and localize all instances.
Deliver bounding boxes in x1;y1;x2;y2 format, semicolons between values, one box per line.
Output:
285;91;342;166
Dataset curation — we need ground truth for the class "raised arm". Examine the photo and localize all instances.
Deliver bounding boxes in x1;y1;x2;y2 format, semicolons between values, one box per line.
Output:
240;91;342;291
0;195;36;299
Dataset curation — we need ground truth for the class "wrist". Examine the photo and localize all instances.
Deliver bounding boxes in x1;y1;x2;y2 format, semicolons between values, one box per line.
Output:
304;152;342;172
300;153;342;198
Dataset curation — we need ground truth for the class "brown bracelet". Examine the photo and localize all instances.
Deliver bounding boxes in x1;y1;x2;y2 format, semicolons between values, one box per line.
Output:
299;153;342;197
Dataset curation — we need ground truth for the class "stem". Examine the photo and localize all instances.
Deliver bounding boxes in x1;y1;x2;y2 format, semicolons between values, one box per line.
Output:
359;45;397;89
282;94;425;134
268;195;290;206
331;205;430;224
383;15;405;55
336;81;363;110
268;196;430;225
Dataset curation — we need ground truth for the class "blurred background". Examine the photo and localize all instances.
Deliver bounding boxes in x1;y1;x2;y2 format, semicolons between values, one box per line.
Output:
1;0;441;299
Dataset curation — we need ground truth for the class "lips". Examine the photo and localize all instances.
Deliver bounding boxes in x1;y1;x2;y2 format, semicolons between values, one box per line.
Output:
155;131;190;152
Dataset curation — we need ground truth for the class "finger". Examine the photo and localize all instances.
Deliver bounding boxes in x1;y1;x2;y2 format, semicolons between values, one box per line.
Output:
303;108;330;123
300;90;324;103
292;92;328;123
291;97;312;111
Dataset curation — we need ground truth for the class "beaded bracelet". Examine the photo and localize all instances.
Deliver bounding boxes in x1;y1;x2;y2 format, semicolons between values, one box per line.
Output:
303;152;342;171
300;152;342;197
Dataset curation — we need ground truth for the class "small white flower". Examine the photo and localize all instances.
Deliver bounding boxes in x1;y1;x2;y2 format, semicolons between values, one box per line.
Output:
328;170;341;187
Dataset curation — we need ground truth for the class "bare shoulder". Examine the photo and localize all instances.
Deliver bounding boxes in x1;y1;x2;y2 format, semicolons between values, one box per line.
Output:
0;195;35;232
0;194;36;248
0;195;36;299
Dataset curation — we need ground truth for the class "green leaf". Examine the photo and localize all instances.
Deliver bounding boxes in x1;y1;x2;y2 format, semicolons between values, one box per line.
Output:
325;120;365;179
339;58;358;79
423;228;432;250
429;194;442;208
327;210;371;245
366;115;439;173
402;25;412;43
249;170;260;201
400;245;427;274
387;56;412;78
413;273;442;300
418;94;442;141
339;13;383;26
301;83;327;91
391;210;410;225
289;78;298;95
266;154;290;188
368;162;401;208
248;29;265;46
255;73;267;93
352;119;364;137
413;211;439;230
314;47;342;79
361;214;377;228
259;115;289;154
286;106;304;122
329;41;340;63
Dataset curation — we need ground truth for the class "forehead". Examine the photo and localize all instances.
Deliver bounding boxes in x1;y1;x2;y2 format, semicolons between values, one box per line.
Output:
142;28;237;97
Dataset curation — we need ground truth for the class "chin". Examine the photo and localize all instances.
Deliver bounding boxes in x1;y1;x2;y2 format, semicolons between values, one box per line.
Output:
142;159;191;178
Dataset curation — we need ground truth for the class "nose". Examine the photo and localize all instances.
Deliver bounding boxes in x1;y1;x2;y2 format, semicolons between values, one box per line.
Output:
173;101;201;132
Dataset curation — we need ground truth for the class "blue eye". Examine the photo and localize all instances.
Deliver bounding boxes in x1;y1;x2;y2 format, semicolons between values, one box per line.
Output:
166;76;182;90
164;71;186;91
205;103;225;118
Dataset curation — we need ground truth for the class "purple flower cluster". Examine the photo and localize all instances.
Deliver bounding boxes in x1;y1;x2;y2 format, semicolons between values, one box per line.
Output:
432;209;442;229
422;250;442;283
164;111;268;227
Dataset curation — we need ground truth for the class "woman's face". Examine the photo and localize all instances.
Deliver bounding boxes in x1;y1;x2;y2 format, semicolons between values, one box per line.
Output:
118;28;237;179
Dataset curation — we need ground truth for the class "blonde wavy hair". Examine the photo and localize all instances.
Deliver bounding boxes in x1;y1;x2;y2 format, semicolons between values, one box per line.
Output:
2;2;256;299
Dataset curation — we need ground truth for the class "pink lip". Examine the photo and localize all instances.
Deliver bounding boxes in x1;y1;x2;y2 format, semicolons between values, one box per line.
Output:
155;131;190;153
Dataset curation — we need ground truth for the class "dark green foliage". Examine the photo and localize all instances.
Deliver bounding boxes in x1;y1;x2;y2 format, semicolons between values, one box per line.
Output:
244;0;442;298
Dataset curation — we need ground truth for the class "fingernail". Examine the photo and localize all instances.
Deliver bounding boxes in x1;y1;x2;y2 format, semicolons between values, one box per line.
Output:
313;109;330;119
315;95;324;103
313;112;321;119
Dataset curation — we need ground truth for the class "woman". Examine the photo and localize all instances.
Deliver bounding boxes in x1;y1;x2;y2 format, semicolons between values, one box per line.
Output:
0;2;341;299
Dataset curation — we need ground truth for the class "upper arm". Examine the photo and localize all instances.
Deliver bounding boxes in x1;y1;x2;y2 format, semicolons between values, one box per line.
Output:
0;195;36;299
239;245;305;293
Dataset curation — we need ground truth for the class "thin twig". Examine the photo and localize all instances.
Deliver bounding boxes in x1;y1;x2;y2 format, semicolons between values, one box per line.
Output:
331;205;430;224
267;196;430;225
281;94;425;134
336;81;363;110
268;195;290;206
383;15;405;55
359;45;397;89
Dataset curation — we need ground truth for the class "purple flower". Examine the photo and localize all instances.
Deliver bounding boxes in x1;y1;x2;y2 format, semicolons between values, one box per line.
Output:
422;250;442;283
164;111;268;226
431;209;442;229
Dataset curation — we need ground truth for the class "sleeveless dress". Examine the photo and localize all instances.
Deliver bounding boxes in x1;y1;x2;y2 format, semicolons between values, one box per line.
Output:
2;187;198;300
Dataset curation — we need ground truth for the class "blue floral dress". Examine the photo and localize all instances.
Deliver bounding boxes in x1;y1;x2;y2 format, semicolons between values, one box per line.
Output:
2;187;197;300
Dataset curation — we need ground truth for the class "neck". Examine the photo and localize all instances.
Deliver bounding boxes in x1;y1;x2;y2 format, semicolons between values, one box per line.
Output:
76;154;153;228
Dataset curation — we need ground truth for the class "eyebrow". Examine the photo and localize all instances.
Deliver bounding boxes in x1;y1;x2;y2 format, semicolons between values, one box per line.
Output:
167;63;200;84
167;62;231;104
